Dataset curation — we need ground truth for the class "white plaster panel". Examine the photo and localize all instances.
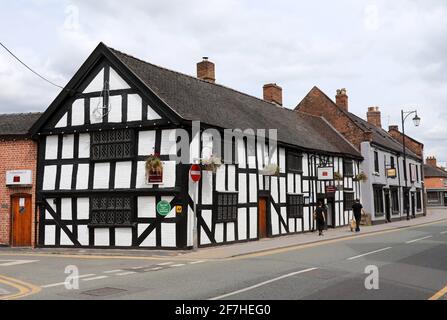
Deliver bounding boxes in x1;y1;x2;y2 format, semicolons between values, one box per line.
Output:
62;135;74;159
202;172;213;205
61;198;72;220
114;161;132;189
108;95;122;123
83;68;104;93
138;197;156;218
45;136;59;160
60;226;73;246
55;113;67;128
249;174;257;203
90;97;104;124
77;198;90;220
77;225;89;246
115;228;133;247
45;226;56;246
161;224;176;247
138;130;156;156
238;208;247;240
76;164;89;190
93;163;110;189
249;208;258;239
139;224;156;247
216;166;226;192
147;106;161;120
161;129;177;155
109;68;131;90
227;223;236;242
127;94;142;122
72;99;85;126
94;229;110;246
215;224;224;243
78;133;90;158
238;174;247;204
43;166;57;191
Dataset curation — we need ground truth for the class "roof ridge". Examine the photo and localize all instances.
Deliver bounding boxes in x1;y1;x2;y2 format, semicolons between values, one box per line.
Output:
107;45;285;110
0;112;43;116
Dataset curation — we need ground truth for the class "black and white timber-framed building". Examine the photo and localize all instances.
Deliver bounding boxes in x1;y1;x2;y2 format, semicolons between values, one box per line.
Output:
30;43;363;250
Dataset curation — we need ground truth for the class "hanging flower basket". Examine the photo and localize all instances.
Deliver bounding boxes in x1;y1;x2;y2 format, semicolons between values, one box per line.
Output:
201;155;222;173
260;164;280;176
146;153;164;184
334;171;343;181
354;172;368;182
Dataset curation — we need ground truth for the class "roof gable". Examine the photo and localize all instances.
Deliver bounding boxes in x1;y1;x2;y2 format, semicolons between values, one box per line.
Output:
0;113;42;137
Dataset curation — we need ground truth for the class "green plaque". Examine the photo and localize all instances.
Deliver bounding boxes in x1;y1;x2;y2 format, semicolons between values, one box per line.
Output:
157;200;172;217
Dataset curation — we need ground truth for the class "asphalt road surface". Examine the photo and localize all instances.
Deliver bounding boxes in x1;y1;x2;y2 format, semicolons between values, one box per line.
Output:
1;219;447;300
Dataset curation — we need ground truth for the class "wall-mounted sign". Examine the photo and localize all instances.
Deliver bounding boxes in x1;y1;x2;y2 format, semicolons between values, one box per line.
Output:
326;185;337;194
410;164;417;182
317;167;334;181
190;164;202;183
6;170;32;187
146;158;164;185
176;206;183;214
387;168;397;178
157;200;172;217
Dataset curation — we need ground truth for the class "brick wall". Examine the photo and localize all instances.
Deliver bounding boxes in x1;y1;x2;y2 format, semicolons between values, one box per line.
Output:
297;87;365;149
0;138;37;246
388;128;424;158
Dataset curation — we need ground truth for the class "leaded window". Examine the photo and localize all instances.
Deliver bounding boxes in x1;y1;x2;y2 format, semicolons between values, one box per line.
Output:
90;196;133;226
344;192;355;209
215;193;238;223
287;153;303;172
287;195;304;218
91;129;133;161
343;161;354;177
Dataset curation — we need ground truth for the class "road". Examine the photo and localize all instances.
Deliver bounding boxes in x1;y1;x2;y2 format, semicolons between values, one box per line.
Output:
0;219;447;300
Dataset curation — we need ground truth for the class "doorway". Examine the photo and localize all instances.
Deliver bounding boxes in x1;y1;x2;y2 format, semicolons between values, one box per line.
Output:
326;198;336;229
384;189;391;222
11;195;32;247
258;197;269;239
411;192;416;217
444;193;447;207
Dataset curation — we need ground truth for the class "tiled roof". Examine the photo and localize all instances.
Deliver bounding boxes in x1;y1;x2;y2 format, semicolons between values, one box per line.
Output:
424;164;447;178
108;47;361;158
0;112;42;137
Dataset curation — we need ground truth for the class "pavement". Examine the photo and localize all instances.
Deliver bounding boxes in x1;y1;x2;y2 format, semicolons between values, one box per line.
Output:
0;209;446;300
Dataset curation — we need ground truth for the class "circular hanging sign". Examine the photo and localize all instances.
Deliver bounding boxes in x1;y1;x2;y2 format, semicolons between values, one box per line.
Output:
190;164;202;183
157;200;172;217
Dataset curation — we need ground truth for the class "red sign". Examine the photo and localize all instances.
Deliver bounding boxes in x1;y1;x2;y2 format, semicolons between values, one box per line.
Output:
190;164;202;183
13;176;21;183
326;186;337;194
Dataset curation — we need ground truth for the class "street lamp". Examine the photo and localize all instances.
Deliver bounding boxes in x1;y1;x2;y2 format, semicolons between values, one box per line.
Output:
401;110;421;220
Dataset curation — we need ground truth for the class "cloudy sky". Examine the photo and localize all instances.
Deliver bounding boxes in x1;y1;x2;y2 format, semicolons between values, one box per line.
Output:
1;0;446;164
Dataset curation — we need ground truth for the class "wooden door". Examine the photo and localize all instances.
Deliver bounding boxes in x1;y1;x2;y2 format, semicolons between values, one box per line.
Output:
258;198;268;239
11;195;32;247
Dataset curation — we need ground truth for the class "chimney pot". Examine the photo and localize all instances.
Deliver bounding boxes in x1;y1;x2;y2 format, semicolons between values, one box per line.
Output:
367;106;382;128
263;83;283;106
335;88;349;111
197;58;215;83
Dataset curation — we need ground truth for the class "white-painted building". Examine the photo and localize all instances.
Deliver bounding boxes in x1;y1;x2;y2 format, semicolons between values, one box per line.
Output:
31;43;363;249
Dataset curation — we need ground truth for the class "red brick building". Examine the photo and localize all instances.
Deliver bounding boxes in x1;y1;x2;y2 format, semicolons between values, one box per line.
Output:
424;157;447;207
0;113;41;247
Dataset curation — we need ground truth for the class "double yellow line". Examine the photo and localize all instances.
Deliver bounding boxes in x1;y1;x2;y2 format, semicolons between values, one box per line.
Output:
0;275;41;300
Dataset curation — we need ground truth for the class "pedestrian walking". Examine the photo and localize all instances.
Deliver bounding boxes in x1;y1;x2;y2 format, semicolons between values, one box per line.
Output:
314;202;326;236
352;199;365;233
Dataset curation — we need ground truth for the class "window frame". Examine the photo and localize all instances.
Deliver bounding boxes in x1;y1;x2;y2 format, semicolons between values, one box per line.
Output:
390;187;400;214
343;160;354;177
287;152;303;173
343;192;355;210
214;192;239;223
91;129;134;162
89;196;134;228
373;186;384;217
374;151;380;174
286;194;305;219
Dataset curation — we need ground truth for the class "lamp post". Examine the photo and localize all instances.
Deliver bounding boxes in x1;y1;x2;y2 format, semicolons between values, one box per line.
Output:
401;110;421;220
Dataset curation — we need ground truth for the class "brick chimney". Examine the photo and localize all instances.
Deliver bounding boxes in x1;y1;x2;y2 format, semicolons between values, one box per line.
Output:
263;83;283;106
335;88;348;111
426;156;437;167
389;125;399;132
367;107;382;128
197;57;215;83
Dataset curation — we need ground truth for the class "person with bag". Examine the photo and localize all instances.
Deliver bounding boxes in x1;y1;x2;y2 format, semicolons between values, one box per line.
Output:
352;199;365;233
314;202;326;236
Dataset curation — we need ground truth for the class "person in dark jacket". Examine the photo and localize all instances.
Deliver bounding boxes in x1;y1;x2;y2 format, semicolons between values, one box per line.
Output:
352;199;365;232
314;202;326;236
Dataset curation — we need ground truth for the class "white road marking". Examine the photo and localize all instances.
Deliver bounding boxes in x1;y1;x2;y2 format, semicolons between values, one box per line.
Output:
103;270;124;274
406;236;433;244
145;267;163;272
189;261;206;265
209;268;318;301
170;264;186;268
441;231;447;235
131;266;146;270
82;276;109;282
0;260;39;267
41;274;96;288
0;288;11;295
157;262;174;266
347;247;393;261
116;271;137;276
